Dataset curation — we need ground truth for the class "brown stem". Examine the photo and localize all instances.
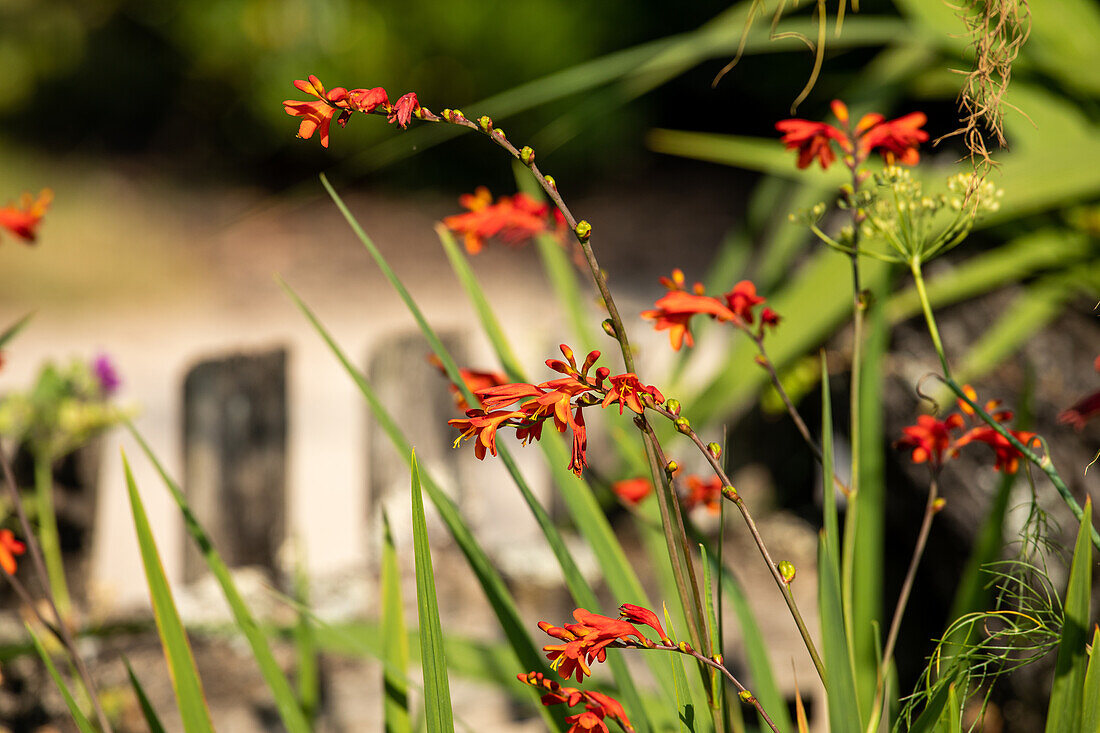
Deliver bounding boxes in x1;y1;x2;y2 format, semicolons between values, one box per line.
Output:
0;444;113;733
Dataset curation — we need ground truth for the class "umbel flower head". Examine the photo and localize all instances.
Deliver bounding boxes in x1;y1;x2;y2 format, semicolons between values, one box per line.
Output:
776;99;928;170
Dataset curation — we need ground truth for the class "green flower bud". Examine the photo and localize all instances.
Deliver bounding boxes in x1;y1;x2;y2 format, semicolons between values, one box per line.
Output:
778;560;796;584
574;220;592;241
520;146;535;165
721;485;738;501
738;690;755;704
665;460;678;474
478;115;493;131
601;319;617;338
543;174;556;188
493;127;505;139
674;416;691;434
665;398;681;416
707;442;721;459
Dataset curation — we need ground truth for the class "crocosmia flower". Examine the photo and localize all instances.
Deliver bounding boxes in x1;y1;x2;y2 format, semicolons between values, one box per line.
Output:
283;75;349;148
619;603;669;644
895;414;965;470
612;477;652;505
682;474;722;514
724;280;766;323
602;373;664;415
776;100;928;170
955;426;1036;474
388;92;420;128
0;189;52;243
518;672;635;733
442;186;558;254
0;529;26;575
539;608;647;682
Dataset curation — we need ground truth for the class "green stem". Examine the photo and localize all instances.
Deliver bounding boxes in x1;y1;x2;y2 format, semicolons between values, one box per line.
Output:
34;453;71;619
909;260;950;377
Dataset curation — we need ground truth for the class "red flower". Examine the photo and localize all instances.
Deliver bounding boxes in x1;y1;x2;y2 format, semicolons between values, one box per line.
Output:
602;373;664;415
388;92;420;128
442;187;554;254
283;75;350;148
0;189;52;243
619;603;669;644
955;427;1036;474
539;609;646;682
775;119;850;169
681;474;722;514
449;410;524;460
860;112;929;166
777;100;927;169
612;477;652;505
346;86;389;113
760;307;781;330
0;529;26;575
895;414;965;469
518;673;635;733
723;280;766;324
641;291;736;351
566;711;609;733
1057;355;1100;430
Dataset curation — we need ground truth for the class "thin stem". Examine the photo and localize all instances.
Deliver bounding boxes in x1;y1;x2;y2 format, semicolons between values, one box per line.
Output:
866;475;940;733
0;444;113;733
842;167;865;647
34;452;71;619
652;404;828;687
909;260;950;377
640;642;782;733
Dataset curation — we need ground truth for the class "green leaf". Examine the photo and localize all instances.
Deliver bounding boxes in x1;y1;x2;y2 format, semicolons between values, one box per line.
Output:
123;454;215;733
410;452;456;733
125;427;312;733
382;511;412;733
124;656;169;733
664;609;698;733
27;624;96;733
820;355;840;576
0;311;32;350
1046;497;1094;733
819;535;861;733
291;544;319;723
1081;625;1100;733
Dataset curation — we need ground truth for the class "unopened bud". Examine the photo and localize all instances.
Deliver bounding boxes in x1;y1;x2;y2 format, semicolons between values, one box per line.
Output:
674;416;691;434
544;174;556;189
493;127;506;139
712;653;723;665
738;690;755;704
721;485;738;501
665;398;681;416
678;641;692;654
602;319;617;338
520;146;535;165
665;460;678;474
450;108;465;122
778;560;796;584
442;109;454;122
707;442;721;459
478;115;493;131
574;220;592;241
932;497;946;513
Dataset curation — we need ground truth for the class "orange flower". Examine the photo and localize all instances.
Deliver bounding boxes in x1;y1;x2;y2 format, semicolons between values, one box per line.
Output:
681;474;722;514
0;530;26;575
602;373;664;415
539;609;646;682
0;189;52;243
283;75;349;148
388;92;420;128
895;414;965;469
345;86;389;113
612;477;652;505
442;186;554;254
566;711;609;733
641;291;736;351
955;427;1036;474
619;603;669;644
449;410;524;460
860;112;929;166
517;673;635;733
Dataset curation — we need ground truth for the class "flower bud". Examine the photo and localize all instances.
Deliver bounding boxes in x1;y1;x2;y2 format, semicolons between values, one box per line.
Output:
493;127;505;139
707;442;722;459
602;319;617;338
678;641;693;654
520;146;535;165
665;460;678;474
721;485;737;501
665;398;681;416
574;220;592;241
543;174;556;189
442;108;454;122
712;653;723;665
738;690;755;704
674;416;691;434
478;115;493;131
778;560;796;584
932;497;946;513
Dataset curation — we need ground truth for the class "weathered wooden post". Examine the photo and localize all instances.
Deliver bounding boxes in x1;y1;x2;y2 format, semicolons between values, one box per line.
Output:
182;348;287;582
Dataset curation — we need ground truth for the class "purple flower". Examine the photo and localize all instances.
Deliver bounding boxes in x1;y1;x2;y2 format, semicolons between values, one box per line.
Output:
92;354;120;396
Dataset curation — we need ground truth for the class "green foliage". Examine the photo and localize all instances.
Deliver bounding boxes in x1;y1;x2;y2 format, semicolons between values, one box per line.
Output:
27;624;97;733
382;511;412;733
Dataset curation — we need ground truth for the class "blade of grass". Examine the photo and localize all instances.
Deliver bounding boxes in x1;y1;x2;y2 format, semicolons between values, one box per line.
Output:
1045;498;1093;733
818;533;862;733
291;542;319;723
410;452;456;733
124;657;168;733
382;510;412;733
124;428;311;733
664;608;700;733
0;311;32;349
1081;625;1100;733
123;454;215;733
27;623;96;733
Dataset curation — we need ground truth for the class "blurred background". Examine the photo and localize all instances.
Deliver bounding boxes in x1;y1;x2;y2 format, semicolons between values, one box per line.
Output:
0;0;1098;730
